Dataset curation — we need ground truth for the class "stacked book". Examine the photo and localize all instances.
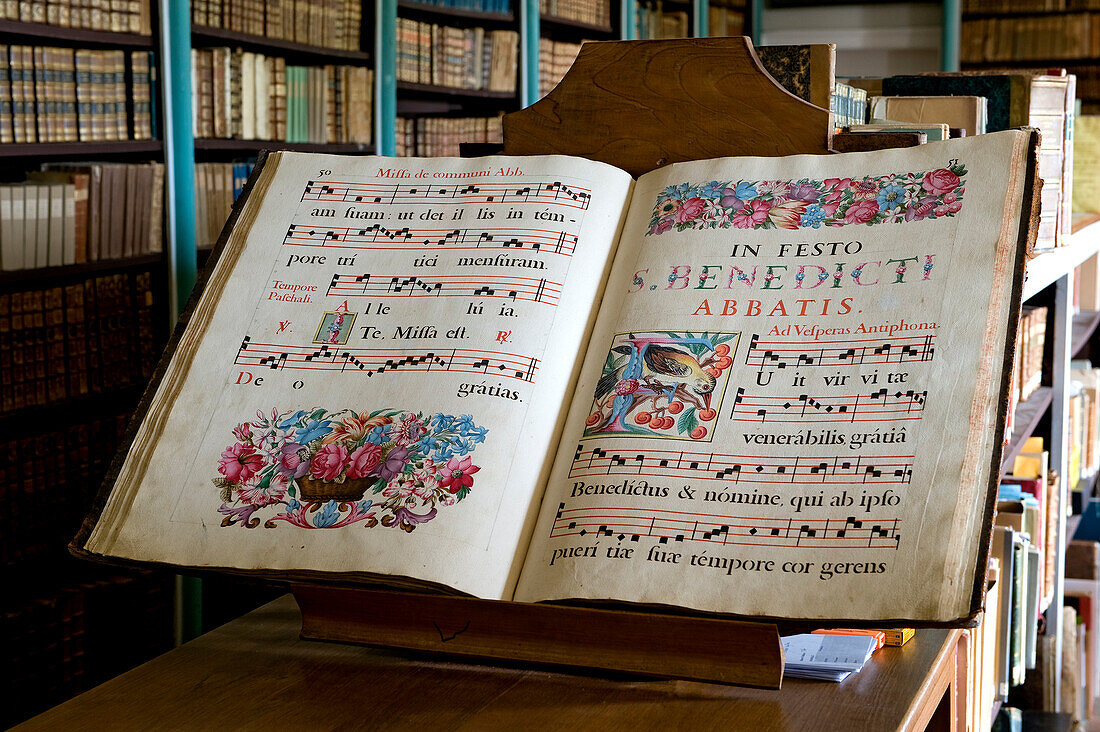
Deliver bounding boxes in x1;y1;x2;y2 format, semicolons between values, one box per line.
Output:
842;71;1074;250
781;633;878;681
832;82;868;127
192;0;363;51
538;38;582;98
395;19;519;93
0;271;161;414
395;115;503;157
635;1;689;39
191;48;373;144
540;0;611;27
0;164;165;270
962;14;1099;63
195;161;255;250
0;0;152;34
0;46;156;144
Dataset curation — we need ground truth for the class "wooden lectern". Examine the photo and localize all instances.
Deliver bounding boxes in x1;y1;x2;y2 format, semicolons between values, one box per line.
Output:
291;37;859;690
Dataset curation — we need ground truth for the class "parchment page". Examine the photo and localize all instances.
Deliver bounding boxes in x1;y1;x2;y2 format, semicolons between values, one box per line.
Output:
85;153;633;600
516;131;1029;621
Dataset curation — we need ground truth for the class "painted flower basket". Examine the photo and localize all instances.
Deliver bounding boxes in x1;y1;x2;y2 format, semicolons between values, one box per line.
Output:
296;476;373;503
215;407;488;530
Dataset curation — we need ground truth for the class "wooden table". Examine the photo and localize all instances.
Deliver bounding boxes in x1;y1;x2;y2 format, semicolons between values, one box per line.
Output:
18;595;966;731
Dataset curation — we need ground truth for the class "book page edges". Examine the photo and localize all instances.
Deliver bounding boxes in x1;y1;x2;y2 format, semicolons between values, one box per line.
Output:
949;128;1042;623
72;151;281;562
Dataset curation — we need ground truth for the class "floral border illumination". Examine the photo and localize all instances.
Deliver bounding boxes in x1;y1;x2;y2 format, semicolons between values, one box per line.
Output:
646;164;967;235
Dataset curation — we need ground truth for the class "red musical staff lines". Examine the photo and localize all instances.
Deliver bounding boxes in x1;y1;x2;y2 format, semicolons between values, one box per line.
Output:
234;337;540;382
550;503;901;550
569;444;914;485
325;272;562;306
301;179;592;209
729;387;927;423
745;333;936;369
282;224;578;257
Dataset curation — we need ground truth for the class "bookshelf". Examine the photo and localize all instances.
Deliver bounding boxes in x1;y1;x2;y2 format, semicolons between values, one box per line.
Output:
958;3;1100;112
0;141;164;158
385;0;523;156
0;3;178;724
191;25;373;62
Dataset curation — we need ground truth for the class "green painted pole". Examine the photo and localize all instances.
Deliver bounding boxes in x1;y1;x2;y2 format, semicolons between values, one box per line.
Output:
377;0;396;155
942;0;960;71
621;0;636;40
750;0;763;44
694;0;708;37
520;0;539;106
158;0;200;644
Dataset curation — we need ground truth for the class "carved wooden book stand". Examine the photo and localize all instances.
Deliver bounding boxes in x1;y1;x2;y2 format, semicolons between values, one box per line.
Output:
292;37;847;689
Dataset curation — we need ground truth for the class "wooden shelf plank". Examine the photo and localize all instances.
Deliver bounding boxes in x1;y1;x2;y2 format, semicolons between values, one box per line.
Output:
539;14;616;36
1074;213;1100;233
1071;311;1100;357
0;253;163;287
0;254;163;287
194;139;374;154
191;26;371;63
1001;386;1053;475
397;0;515;25
0;141;162;159
397;81;518;101
1023;219;1100;300
0;18;154;47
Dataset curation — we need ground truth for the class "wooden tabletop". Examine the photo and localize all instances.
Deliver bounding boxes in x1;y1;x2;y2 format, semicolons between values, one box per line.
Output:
19;595;962;731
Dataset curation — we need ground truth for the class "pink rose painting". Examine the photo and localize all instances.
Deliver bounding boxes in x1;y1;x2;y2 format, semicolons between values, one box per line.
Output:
310;443;349;481
674;197;707;224
922;168;961;196
844;199;880;225
345;443;382;479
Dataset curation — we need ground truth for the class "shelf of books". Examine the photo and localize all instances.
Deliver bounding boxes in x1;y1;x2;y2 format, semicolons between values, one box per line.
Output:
392;1;520;156
960;1;1100;113
0;7;178;725
536;1;617;101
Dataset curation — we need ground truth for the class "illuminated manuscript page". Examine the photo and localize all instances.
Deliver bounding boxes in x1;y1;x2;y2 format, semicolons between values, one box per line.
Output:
516;131;1029;621
85;153;633;599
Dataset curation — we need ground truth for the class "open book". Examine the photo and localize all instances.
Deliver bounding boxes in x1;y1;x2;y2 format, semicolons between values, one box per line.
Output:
74;129;1038;624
